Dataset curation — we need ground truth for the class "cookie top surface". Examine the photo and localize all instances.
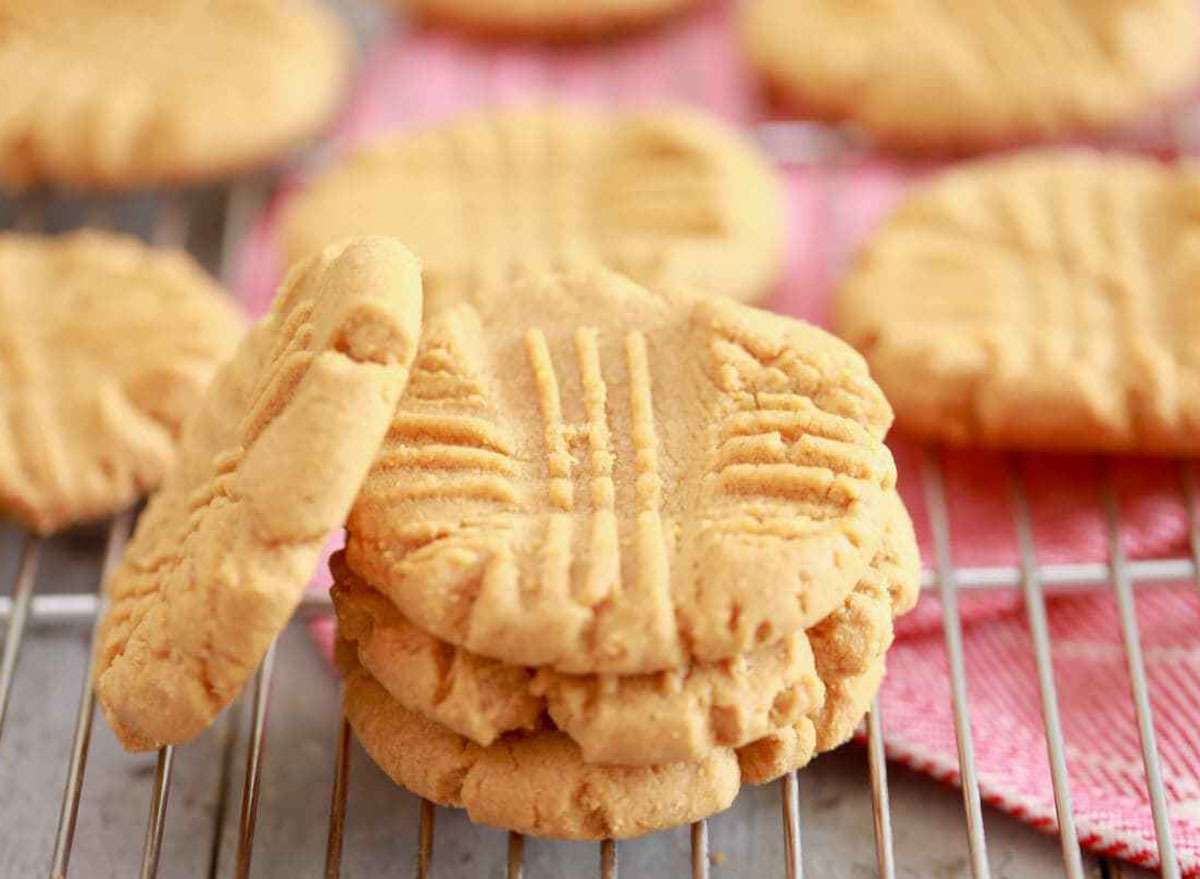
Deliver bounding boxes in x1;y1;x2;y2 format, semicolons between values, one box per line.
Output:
394;0;699;39
0;0;350;187
95;237;423;751
836;151;1200;453
0;231;244;534
346;266;896;675
336;490;917;766
741;0;1200;151
281;105;785;306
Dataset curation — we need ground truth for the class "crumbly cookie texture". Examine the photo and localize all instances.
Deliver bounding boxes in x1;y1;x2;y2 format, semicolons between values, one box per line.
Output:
94;238;423;752
341;653;741;841
0;0;350;188
282;106;785;306
0;231;244;534
337;490;917;767
341;497;918;834
331;552;543;746
345;267;895;676
394;0;699;40
741;0;1200;152
837;152;1200;453
334;550;821;761
738;492;920;784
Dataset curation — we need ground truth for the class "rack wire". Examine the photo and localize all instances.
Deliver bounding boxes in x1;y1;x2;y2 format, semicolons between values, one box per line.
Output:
1;126;1196;879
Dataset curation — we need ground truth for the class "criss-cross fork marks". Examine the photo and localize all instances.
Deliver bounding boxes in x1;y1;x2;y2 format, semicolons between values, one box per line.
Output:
913;0;1154;128
419;112;725;296
373;312;522;508
877;161;1196;441
706;331;889;521
524;327;668;609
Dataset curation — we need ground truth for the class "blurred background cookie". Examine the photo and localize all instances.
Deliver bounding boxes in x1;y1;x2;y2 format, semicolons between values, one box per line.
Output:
836;151;1200;452
741;0;1200;152
281;105;785;307
0;0;351;188
385;0;702;41
0;231;244;534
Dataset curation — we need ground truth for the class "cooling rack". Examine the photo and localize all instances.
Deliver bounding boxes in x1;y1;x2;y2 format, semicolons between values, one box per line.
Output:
2;92;1198;879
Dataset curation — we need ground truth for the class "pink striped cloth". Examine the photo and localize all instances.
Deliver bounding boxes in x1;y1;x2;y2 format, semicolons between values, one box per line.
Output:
233;5;1200;872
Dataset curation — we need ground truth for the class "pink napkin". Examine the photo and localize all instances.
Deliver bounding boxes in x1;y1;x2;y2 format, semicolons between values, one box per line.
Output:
233;5;1200;872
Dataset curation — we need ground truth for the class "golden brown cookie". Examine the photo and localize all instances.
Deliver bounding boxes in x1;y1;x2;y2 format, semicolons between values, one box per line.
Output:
94;237;423;752
0;0;350;188
341;654;741;841
738;492;920;784
0;231;244;534
341;496;917;835
331;552;543;746
337;490;918;767
333;550;821;760
345;267;896;677
281;106;785;306
836;151;1200;453
549;490;920;768
741;0;1200;152
393;0;700;40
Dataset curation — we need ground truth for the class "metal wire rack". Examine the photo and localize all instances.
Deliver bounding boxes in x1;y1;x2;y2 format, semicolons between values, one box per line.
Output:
1;120;1197;879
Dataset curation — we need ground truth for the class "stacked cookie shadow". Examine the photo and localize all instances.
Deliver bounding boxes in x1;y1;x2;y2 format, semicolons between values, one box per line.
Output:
328;267;920;839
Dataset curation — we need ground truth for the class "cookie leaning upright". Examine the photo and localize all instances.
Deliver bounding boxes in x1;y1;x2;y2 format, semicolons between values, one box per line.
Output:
345;266;896;676
281;106;785;307
0;231;244;534
0;0;350;188
741;0;1200;152
835;151;1200;453
95;238;423;752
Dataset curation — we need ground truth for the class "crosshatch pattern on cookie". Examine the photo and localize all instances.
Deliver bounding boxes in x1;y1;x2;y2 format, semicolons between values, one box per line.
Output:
837;152;1200;453
282;107;785;307
0;231;245;534
346;267;895;675
94;238;423;752
741;0;1200;151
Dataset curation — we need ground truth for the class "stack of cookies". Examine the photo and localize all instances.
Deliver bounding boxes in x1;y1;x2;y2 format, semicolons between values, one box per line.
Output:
88;232;917;839
331;266;920;838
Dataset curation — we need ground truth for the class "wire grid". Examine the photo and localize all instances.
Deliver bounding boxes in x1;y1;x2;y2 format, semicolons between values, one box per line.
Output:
0;126;1197;879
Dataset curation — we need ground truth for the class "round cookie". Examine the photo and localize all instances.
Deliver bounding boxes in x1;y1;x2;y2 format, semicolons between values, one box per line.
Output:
0;0;350;188
345;267;896;676
741;0;1200;152
0;231;244;534
341;654;741;841
393;0;701;40
342;496;917;836
281;106;785;307
95;238;423;752
337;490;918;766
836;151;1200;453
